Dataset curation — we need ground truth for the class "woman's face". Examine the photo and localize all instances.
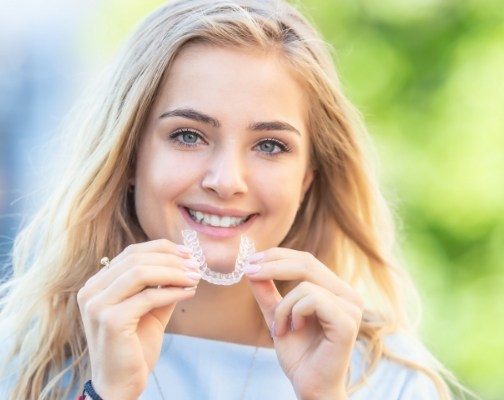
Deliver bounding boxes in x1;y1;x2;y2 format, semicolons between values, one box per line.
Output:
132;44;313;271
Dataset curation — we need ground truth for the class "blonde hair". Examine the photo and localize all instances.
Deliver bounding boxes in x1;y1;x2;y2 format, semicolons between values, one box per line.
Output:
0;1;476;399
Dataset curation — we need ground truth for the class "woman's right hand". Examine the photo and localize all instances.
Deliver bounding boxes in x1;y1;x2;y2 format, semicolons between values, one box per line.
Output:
77;239;201;400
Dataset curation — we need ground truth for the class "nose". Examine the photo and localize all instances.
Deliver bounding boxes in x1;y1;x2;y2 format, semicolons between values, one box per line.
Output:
201;145;248;199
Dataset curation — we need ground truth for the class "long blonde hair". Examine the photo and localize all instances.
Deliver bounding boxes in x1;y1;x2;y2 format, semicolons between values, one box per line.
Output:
0;1;475;399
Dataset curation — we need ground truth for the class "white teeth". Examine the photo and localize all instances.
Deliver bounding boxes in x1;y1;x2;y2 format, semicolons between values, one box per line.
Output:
187;208;249;227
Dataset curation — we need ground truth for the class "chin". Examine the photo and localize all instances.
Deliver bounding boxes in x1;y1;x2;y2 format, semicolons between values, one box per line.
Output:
204;254;237;273
197;240;239;270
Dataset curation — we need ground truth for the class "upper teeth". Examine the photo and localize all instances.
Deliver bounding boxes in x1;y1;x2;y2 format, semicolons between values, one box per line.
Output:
188;209;249;228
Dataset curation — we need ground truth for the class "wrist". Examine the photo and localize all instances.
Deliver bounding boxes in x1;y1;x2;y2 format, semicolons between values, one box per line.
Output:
317;394;347;400
84;379;139;400
303;394;347;400
300;387;347;400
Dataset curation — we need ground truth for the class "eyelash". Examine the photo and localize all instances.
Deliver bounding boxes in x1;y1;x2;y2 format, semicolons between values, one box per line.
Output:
168;128;292;157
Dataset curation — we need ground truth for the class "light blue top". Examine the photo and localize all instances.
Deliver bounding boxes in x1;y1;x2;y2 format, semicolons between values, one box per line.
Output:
1;333;440;399
139;333;440;399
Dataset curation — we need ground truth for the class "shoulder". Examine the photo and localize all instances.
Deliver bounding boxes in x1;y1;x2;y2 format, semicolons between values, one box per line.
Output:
349;332;441;400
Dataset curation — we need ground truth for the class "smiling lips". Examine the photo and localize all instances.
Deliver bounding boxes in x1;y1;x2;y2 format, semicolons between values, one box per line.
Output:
187;209;250;227
183;206;255;228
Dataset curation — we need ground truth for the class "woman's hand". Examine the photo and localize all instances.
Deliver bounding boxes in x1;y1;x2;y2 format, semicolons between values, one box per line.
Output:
245;248;364;400
77;239;201;400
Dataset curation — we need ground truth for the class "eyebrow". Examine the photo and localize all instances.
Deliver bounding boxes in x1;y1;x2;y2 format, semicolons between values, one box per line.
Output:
159;107;301;136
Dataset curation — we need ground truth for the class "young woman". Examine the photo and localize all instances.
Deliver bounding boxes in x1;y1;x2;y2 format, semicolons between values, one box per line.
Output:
0;1;473;399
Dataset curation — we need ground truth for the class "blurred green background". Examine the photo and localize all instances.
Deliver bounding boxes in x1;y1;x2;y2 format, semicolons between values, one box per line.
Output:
82;0;503;398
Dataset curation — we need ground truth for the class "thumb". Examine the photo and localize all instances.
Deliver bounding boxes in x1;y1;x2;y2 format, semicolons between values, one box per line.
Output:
247;277;283;330
151;303;177;329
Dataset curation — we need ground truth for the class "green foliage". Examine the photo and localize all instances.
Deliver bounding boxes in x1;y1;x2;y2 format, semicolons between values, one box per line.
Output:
304;1;503;398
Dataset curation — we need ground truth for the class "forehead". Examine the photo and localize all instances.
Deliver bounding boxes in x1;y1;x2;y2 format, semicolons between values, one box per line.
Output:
150;43;308;133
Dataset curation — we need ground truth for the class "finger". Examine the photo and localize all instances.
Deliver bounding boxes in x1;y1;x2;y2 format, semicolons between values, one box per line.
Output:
100;286;197;332
273;282;308;337
103;238;192;273
290;292;361;344
246;248;363;307
85;252;199;294
247;277;282;334
94;265;202;305
273;281;320;337
274;281;362;338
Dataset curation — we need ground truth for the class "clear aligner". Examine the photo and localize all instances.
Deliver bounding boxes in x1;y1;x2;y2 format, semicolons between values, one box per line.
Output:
181;229;256;286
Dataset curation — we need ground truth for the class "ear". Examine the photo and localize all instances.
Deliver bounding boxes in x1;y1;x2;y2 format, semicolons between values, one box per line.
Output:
127;169;136;187
300;168;315;201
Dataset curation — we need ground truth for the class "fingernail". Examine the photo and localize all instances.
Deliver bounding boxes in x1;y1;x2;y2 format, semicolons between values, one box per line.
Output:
270;321;276;338
183;259;200;270
177;244;193;254
186;271;202;281
248;252;264;264
243;264;261;274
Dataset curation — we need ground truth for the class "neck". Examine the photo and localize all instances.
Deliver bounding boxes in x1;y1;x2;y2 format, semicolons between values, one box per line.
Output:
165;277;273;348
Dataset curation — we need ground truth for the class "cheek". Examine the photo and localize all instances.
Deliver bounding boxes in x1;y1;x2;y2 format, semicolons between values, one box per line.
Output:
133;148;205;236
251;161;306;220
248;166;304;250
136;149;204;197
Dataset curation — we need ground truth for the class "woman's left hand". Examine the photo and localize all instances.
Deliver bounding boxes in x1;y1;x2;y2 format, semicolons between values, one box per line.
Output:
245;248;364;400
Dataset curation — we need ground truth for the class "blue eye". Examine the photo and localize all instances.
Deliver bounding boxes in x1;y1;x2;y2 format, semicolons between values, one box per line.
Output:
168;130;291;156
255;138;290;156
169;128;205;147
